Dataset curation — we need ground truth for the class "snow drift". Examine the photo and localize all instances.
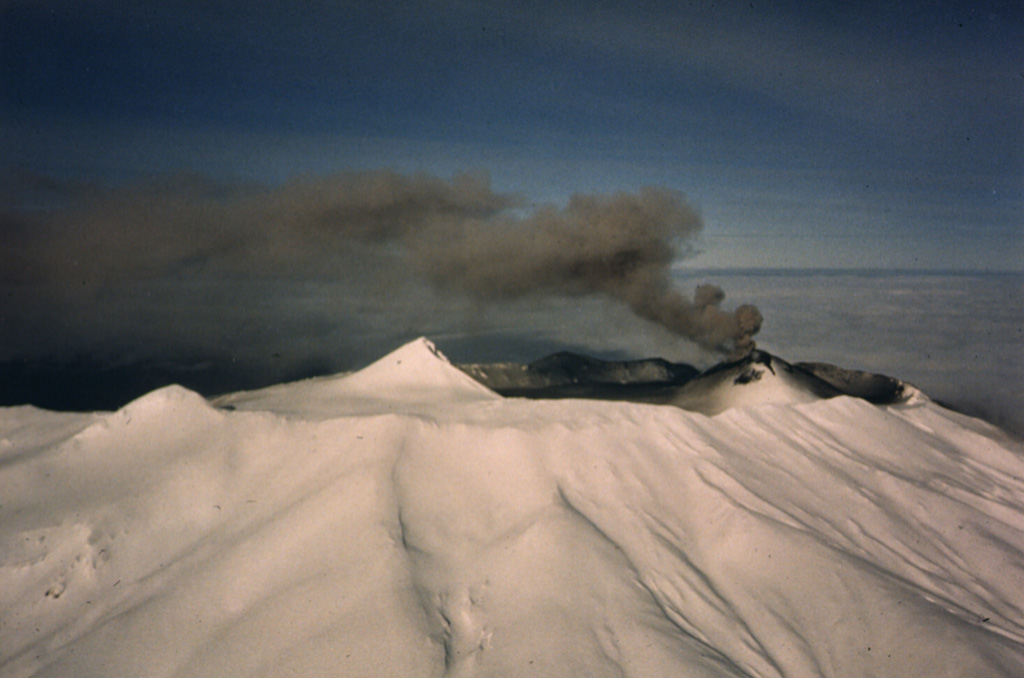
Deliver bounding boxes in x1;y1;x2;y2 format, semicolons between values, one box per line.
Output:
1;338;1022;677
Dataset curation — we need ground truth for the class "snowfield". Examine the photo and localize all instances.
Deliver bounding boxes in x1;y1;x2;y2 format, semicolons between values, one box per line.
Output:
1;338;1023;677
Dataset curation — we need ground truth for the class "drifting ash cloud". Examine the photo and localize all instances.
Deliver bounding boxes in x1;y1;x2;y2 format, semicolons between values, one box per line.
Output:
2;169;760;356
418;188;762;355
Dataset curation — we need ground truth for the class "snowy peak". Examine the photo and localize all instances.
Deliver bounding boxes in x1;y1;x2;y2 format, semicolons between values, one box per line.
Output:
116;383;220;423
338;337;498;399
214;337;498;416
669;350;844;415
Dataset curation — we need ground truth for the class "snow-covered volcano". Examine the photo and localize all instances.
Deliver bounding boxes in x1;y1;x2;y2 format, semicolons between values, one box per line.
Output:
2;338;1022;677
667;350;913;415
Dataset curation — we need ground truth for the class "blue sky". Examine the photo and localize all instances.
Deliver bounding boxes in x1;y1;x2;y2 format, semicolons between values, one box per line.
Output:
3;0;1020;269
0;0;1022;408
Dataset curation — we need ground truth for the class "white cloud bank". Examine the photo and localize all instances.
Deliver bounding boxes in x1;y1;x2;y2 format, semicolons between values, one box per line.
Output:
2;338;1022;677
683;270;1024;435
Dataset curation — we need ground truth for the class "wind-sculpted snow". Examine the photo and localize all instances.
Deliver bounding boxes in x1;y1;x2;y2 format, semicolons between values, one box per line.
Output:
1;338;1022;677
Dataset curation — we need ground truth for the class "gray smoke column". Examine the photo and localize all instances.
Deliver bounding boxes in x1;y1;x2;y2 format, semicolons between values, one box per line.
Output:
416;187;763;356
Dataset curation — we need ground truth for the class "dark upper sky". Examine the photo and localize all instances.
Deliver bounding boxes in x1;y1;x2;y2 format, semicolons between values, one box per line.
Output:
0;0;1022;409
3;0;1020;268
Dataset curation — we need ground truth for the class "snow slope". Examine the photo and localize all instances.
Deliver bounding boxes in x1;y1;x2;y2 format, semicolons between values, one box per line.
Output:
1;338;1023;677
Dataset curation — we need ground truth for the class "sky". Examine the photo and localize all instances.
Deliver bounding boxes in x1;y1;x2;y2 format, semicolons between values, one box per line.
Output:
3;0;1021;267
1;0;1022;408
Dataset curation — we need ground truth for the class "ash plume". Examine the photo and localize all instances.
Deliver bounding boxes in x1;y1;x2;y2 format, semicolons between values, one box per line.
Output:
416;188;762;355
2;169;761;357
